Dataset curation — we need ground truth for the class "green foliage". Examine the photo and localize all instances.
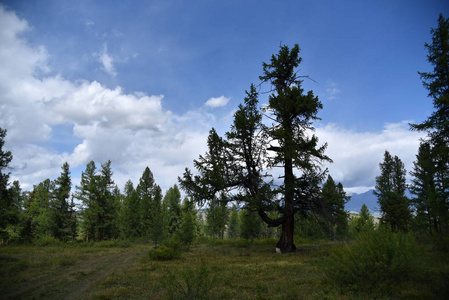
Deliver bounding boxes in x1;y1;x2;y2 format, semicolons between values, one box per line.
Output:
76;160;120;241
239;209;261;242
325;226;419;292
0;128;15;235
374;151;411;232
412;14;449;138
295;216;328;241
34;235;61;247
148;245;181;261
319;175;350;239
165;259;215;299
163;184;182;236
179;44;331;253
205;193;228;239
226;205;239;238
348;204;375;237
177;200;197;245
119;180;140;238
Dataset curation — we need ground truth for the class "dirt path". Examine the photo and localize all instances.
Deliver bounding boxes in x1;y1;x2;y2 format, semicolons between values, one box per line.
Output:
5;246;147;299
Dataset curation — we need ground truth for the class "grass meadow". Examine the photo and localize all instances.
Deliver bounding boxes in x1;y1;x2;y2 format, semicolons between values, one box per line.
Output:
1;236;448;299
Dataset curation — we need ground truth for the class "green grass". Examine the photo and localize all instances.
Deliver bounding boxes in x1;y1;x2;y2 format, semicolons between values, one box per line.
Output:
0;237;447;299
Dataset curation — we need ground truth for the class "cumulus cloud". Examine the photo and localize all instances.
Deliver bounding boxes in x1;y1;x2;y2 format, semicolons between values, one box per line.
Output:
316;121;425;194
205;96;230;108
0;6;210;192
0;5;429;196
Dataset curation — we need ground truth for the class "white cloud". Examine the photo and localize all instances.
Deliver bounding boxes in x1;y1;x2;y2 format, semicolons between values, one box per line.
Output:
205;96;230;108
325;81;341;101
0;5;430;196
0;6;211;193
316;121;425;193
94;44;117;77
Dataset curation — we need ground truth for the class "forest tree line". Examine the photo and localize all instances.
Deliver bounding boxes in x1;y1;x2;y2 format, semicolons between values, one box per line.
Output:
0;14;448;248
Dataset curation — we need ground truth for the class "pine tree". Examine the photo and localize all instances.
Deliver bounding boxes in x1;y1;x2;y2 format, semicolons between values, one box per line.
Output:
137;167;156;238
120;180;140;238
239;209;261;244
76;160;119;241
179;45;330;253
374;151;411;232
163;184;182;236
52;162;74;241
178;198;197;245
0;128;14;236
227;205;240;239
320;175;350;239
205;193;228;239
410;142;447;233
410;14;449;233
349;204;375;236
150;185;165;248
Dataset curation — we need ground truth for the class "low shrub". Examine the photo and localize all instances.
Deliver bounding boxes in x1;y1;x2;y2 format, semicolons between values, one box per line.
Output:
165;259;215;299
148;245;181;261
325;226;419;292
34;235;60;246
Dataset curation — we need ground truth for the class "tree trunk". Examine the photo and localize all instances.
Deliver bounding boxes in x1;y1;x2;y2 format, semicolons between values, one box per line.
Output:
276;210;296;253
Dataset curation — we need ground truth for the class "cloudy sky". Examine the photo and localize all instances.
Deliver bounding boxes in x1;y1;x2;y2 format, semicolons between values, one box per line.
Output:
0;0;447;195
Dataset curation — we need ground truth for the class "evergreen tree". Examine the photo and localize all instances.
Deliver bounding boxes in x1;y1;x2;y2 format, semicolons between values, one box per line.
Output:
76;160;119;241
0;128;14;237
76;161;98;241
374;151;411;232
179;44;330;253
239;209;261;244
320;175;350;239
411;14;449;141
163;184;182;236
150;185;165;248
24;179;55;238
120;180;140;238
227;205;240;239
137;167;156;238
410;142;447;233
205;193;228;239
52;162;74;241
349;204;375;236
410;14;449;233
178;198;197;245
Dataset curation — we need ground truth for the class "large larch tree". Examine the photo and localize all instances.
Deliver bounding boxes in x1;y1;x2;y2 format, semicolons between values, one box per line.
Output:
180;44;330;253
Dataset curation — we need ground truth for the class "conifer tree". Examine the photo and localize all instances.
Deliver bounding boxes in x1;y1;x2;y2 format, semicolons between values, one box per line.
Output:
150;185;165;248
178;198;197;245
52;162;74;240
120;180;140;237
179;44;330;253
410;142;446;233
163;184;182;236
205;193;228;239
374;151;411;232
227;205;240;239
320;175;350;239
0;128;14;236
137;167;156;238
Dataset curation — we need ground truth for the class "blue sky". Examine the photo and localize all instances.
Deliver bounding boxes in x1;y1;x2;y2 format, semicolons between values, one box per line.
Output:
0;0;447;194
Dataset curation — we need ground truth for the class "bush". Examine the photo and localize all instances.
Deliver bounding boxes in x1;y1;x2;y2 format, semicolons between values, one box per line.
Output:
148;245;181;261
165;259;215;299
34;235;60;246
325;226;419;292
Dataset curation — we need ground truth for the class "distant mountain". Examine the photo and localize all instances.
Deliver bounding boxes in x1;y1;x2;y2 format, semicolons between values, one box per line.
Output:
345;189;413;216
345;189;379;215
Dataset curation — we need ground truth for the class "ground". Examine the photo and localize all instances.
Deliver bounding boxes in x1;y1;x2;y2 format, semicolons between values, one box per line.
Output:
0;237;447;299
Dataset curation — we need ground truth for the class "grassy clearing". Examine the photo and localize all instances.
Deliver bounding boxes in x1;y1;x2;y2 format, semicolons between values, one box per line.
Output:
0;238;447;299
